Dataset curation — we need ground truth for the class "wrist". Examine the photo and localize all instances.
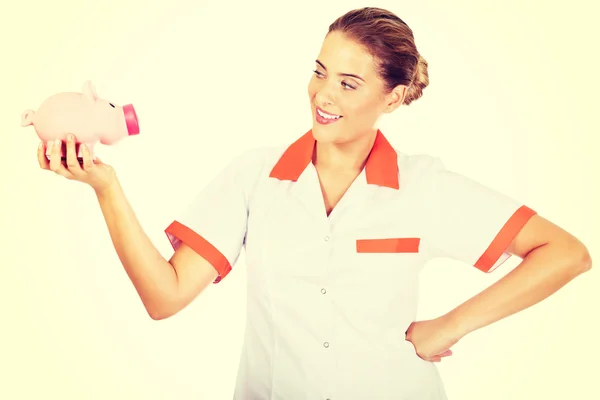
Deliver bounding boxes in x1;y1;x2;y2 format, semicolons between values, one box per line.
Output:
440;309;470;341
94;172;119;199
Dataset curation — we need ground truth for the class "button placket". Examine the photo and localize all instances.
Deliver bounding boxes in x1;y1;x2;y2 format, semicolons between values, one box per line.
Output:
321;229;332;296
318;225;336;397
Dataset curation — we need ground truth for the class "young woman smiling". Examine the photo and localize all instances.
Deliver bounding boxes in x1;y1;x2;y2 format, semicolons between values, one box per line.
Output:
38;7;591;400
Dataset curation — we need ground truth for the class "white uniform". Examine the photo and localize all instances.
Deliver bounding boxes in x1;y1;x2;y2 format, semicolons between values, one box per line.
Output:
165;129;536;400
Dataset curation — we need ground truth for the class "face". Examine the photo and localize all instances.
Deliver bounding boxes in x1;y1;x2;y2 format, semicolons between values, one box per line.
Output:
308;31;406;145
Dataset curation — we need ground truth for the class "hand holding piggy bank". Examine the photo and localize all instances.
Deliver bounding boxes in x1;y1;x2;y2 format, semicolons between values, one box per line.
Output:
21;80;140;160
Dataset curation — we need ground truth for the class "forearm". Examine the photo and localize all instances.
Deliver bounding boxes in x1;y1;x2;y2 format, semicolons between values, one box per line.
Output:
445;241;592;339
94;177;179;318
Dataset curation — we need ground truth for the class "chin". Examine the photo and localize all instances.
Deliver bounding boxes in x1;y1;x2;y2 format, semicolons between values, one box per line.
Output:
312;122;348;144
311;123;340;143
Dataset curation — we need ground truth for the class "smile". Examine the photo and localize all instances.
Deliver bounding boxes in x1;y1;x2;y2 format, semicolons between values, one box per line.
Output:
317;107;341;119
315;106;343;125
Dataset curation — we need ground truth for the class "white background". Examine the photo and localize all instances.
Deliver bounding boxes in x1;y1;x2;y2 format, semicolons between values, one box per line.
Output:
1;0;598;398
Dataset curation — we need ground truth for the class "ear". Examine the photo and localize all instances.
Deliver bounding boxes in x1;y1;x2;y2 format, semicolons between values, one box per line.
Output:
383;85;408;113
82;80;98;102
21;109;35;127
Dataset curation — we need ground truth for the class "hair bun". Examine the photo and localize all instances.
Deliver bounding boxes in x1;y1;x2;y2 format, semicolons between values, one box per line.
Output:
404;55;429;106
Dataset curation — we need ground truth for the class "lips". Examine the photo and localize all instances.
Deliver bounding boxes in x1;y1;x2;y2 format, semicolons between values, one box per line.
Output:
316;106;342;120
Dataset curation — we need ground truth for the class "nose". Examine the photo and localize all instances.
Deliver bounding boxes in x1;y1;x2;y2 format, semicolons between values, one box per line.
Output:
315;91;334;107
311;76;336;107
123;104;140;135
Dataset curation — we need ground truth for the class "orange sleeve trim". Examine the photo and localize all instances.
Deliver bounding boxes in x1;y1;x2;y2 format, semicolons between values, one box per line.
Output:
474;205;537;272
164;220;232;283
356;238;420;253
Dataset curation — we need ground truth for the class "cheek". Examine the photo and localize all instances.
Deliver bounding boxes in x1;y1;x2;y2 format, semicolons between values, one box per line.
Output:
307;80;317;99
350;99;380;118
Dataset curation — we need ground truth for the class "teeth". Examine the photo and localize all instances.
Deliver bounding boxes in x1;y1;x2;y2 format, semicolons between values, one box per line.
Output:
317;108;340;119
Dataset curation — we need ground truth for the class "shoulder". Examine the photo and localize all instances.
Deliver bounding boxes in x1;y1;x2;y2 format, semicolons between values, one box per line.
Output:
229;144;288;174
396;151;441;170
224;144;289;192
394;150;446;186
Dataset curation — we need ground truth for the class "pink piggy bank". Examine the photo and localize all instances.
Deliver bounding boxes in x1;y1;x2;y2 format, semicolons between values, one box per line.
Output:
21;80;139;160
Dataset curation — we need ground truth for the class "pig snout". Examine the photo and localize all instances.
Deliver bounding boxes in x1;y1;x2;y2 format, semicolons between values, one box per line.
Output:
20;110;35;127
123;104;139;135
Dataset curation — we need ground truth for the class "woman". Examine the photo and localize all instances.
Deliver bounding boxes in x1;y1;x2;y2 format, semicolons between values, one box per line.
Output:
38;7;591;400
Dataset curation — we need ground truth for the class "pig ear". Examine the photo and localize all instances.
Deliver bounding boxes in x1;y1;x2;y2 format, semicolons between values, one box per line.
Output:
82;80;98;102
21;110;35;127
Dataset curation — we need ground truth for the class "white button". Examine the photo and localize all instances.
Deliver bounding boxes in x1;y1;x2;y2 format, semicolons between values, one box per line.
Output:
324;235;330;241
323;342;330;348
321;288;326;294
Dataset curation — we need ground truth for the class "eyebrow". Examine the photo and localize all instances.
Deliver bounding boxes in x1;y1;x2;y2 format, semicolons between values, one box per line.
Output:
315;60;366;83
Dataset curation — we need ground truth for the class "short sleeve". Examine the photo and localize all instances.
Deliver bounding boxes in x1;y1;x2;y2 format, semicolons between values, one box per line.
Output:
422;157;537;273
164;151;253;283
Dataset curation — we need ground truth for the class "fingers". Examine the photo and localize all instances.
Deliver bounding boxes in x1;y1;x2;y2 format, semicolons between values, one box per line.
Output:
406;338;453;363
37;142;50;170
81;143;94;171
423;350;453;363
423;354;448;362
48;138;74;179
405;323;414;338
438;349;453;357
65;134;83;175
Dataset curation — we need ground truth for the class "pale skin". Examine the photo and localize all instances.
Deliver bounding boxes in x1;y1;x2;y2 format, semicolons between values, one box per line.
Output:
38;31;592;364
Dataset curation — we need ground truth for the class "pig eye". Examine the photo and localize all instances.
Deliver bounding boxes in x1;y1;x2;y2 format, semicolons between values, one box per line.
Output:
109;103;115;108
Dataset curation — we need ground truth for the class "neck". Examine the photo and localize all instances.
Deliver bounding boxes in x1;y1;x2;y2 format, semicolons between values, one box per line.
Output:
312;129;378;173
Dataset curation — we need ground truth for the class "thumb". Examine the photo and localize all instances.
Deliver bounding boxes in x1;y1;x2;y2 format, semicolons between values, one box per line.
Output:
93;157;114;171
438;349;453;357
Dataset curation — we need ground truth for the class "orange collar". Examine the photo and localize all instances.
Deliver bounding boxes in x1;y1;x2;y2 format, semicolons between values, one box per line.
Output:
269;129;399;189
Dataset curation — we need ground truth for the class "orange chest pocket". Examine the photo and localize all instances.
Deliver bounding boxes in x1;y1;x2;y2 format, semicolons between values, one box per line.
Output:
356;238;420;253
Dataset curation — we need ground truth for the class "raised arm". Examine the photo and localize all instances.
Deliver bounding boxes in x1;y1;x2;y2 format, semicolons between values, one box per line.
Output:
39;136;223;320
40;135;253;320
96;178;219;320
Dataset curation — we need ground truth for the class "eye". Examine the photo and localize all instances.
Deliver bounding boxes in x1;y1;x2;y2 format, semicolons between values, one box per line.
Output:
313;69;355;90
109;103;115;108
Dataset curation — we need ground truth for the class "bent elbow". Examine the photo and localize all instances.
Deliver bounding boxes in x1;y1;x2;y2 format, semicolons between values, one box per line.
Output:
146;302;179;321
148;309;173;321
578;247;592;273
566;240;592;274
